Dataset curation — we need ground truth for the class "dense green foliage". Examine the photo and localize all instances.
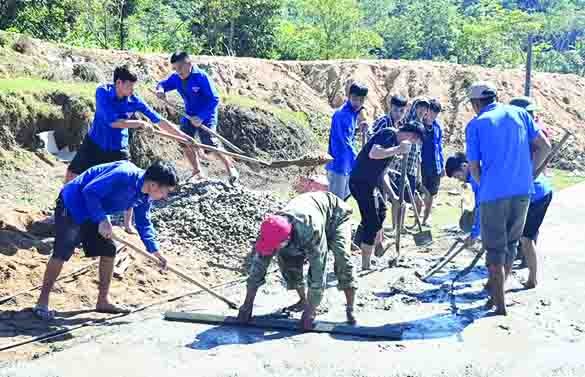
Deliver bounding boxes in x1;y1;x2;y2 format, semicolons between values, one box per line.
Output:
1;0;584;75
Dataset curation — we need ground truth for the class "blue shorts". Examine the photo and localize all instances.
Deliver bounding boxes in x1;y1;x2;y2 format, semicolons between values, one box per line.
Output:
180;118;221;148
52;195;118;262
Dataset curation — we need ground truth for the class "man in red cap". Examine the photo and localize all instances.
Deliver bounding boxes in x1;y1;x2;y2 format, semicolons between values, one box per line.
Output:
237;191;357;331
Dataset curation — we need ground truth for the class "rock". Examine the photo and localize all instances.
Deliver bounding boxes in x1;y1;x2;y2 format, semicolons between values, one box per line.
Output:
151;180;285;274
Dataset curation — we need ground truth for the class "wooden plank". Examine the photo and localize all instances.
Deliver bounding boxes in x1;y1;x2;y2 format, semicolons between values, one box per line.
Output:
164;311;403;340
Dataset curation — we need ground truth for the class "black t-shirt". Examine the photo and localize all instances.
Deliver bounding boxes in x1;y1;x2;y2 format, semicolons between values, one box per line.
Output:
350;128;398;185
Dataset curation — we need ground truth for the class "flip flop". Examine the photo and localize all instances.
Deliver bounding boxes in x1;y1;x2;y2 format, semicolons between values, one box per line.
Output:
33;305;56;321
95;304;131;314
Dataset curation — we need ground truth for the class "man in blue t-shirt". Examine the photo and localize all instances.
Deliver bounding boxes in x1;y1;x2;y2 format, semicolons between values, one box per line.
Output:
420;99;445;226
465;82;551;315
510;97;554;289
349;121;424;270
325;82;369;200
156;51;238;183
66;65;190;234
34;160;176;320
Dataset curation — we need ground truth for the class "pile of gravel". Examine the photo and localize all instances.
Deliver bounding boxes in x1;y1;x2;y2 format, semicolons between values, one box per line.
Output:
151;180;286;273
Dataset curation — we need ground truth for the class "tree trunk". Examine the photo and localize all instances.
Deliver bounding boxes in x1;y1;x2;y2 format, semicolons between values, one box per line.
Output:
119;0;127;50
525;34;533;97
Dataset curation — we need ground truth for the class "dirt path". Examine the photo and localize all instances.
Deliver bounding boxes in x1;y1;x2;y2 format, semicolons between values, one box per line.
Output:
1;182;584;377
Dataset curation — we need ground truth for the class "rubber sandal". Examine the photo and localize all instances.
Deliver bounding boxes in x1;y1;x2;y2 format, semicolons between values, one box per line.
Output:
33;305;56;321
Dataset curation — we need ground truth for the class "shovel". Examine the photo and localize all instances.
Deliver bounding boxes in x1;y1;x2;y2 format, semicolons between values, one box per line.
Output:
148;88;247;155
414;238;467;281
112;233;239;310
404;178;433;246
151;129;333;169
394;149;410;259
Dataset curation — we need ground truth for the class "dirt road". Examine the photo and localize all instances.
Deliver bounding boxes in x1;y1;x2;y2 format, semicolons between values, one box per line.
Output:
1;182;585;377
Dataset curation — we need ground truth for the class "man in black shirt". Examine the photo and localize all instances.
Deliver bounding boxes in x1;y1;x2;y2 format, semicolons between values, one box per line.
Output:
350;122;424;270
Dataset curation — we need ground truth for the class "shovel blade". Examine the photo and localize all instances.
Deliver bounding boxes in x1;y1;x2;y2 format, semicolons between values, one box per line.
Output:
413;231;433;246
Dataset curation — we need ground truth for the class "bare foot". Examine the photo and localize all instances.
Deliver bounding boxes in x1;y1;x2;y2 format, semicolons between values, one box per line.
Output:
124;224;137;235
485;296;495;310
96;302;131;314
346;307;356;325
282;300;306;313
523;280;537;289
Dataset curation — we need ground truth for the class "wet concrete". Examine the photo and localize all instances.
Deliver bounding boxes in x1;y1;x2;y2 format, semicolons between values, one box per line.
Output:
1;183;585;376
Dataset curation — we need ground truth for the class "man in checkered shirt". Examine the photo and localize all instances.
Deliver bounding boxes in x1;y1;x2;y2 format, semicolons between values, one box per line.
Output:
386;97;429;230
368;95;408;138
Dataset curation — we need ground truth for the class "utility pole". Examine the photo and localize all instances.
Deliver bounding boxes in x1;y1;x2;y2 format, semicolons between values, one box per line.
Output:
525;34;533;97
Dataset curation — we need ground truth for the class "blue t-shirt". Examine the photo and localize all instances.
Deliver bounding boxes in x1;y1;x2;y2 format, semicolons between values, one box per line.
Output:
465;103;539;203
88;84;162;151
326;101;360;175
532;175;553;203
62;161;159;253
157;67;220;127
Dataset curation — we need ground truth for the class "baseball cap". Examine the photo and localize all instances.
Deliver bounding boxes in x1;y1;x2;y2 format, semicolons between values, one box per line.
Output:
414;97;431;107
255;215;292;256
509;96;539;112
468;81;497;100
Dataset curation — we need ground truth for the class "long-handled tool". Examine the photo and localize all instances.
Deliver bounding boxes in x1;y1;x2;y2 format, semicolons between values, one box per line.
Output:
152;129;270;167
534;127;573;178
112;233;239;310
404;178;433;246
148;88;247;155
152;128;333;170
414;238;468;281
394;146;411;259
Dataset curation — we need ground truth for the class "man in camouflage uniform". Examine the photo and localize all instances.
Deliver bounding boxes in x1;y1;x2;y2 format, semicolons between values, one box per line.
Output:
237;192;357;330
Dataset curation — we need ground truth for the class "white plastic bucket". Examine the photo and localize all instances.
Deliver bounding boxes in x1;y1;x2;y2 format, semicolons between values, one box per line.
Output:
37;131;59;154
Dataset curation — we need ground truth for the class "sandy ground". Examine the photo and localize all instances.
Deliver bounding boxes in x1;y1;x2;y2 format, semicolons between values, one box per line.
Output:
1;180;584;376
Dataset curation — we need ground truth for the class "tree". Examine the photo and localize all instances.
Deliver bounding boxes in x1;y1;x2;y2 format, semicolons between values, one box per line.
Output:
373;0;459;60
178;0;283;57
7;0;81;41
67;0;138;50
274;0;383;59
128;0;199;53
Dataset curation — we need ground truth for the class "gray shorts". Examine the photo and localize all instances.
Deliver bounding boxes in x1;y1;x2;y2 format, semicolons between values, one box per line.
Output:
480;195;530;266
327;171;350;201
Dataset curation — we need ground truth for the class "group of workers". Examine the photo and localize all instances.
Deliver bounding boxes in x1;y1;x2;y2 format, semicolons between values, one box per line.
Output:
324;80;553;317
30;51;554;328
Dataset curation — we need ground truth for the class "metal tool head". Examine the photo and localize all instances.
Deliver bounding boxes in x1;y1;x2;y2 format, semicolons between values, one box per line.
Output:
413;230;433;246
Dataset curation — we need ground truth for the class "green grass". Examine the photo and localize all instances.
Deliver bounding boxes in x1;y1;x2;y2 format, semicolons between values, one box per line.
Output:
549;168;585;191
0;78;95;97
222;94;310;128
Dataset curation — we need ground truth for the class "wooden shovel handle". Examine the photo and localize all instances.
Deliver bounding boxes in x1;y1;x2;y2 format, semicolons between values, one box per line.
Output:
152;129;270;167
148;88;246;155
112;234;239;309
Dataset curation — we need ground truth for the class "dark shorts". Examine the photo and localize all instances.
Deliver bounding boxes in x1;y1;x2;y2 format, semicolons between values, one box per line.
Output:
180;118;221;148
422;173;441;196
349;180;386;246
53;196;117;262
68;136;130;175
480;195;530;266
523;193;552;241
391;174;417;204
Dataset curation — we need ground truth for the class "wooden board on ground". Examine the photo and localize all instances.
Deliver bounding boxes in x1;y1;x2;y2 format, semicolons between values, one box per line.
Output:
164;312;403;340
